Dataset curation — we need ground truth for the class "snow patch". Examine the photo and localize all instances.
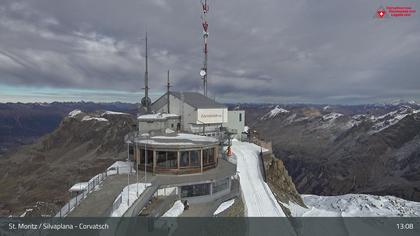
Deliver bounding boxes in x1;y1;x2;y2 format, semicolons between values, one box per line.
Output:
102;111;129;115
68;182;88;192
110;183;151;217
370;106;412;133
322;112;343;121
107;161;135;175
165;128;175;134
81;115;108;122
284;194;420;217
261;105;289;120
68;109;82;118
162;200;184;217
138;113;179;120
214;199;235;215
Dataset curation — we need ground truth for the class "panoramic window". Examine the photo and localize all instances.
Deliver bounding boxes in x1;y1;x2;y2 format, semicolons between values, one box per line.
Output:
180;151;189;167
140;148;153;166
190;150;200;167
156;151;177;168
203;148;215;166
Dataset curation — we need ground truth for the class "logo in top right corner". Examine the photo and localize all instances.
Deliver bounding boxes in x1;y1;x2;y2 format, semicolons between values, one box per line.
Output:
376;5;416;19
377;8;387;18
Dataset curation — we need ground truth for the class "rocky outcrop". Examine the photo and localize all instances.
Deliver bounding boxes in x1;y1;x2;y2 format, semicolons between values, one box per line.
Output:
263;153;305;215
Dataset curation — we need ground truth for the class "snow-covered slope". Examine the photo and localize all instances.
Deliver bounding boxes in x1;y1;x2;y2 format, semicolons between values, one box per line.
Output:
68;109;82;118
284;194;420;217
231;141;285;216
369;106;413;133
322;112;343;121
260;105;289;120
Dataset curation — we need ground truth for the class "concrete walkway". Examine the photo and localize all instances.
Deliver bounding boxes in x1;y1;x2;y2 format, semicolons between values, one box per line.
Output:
67;174;128;217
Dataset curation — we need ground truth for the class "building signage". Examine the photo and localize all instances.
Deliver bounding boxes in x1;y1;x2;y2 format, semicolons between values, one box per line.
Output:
197;108;228;124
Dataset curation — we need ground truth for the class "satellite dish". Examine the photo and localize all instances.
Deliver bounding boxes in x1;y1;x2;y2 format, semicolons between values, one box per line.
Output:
141;97;152;107
200;69;206;77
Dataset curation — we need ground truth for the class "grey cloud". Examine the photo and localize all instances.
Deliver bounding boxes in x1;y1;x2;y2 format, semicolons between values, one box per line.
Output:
0;0;419;104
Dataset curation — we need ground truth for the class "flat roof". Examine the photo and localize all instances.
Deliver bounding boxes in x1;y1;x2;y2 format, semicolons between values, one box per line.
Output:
128;132;219;148
170;91;226;109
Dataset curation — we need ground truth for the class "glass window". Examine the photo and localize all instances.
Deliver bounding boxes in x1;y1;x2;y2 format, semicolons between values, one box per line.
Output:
180;151;189;167
140;148;145;164
181;183;210;197
190;150;200;167
140;149;153;166
146;150;153;166
239;113;242;122
203;149;209;165
157;151;166;167
203;148;214;166
166;151;177;168
156;151;177;169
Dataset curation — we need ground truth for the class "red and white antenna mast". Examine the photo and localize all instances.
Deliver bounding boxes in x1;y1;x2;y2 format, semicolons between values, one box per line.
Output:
200;0;210;97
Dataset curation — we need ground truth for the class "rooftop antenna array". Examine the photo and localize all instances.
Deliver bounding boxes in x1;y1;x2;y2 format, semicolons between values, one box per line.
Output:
200;0;210;97
141;32;152;113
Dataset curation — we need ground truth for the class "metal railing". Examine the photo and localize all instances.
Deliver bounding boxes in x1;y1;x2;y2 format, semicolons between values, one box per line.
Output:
55;171;107;217
55;165;133;217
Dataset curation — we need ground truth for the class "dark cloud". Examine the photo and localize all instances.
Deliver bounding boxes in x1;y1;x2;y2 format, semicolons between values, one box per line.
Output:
0;0;419;104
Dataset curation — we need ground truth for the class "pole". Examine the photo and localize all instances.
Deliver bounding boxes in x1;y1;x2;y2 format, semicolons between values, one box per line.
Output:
145;135;148;182
201;0;209;96
167;70;171;113
136;144;139;197
145;32;150;113
127;143;130;206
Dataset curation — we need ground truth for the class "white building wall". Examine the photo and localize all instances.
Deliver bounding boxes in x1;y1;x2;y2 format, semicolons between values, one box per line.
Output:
226;110;245;139
155;94;196;132
152;93;229;135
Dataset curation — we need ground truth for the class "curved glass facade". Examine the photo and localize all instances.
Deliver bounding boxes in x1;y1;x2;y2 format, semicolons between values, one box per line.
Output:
133;145;218;174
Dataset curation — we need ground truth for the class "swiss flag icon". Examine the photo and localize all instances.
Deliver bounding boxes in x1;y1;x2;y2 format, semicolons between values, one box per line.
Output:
377;9;386;18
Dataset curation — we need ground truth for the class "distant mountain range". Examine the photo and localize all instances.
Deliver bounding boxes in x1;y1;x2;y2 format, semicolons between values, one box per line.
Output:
0;102;137;157
1;101;420;215
245;102;420;202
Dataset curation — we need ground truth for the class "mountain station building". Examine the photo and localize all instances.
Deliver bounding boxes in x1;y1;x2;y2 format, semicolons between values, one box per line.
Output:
125;91;244;203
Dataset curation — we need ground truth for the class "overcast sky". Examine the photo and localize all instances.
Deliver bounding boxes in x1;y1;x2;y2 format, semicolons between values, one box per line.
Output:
0;0;419;104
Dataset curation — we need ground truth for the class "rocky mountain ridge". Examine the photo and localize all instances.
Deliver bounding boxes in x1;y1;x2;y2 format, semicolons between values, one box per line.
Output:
248;103;420;202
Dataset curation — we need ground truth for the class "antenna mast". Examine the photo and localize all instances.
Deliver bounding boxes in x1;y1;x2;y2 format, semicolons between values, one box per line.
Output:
200;0;209;97
167;70;171;113
141;32;151;113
